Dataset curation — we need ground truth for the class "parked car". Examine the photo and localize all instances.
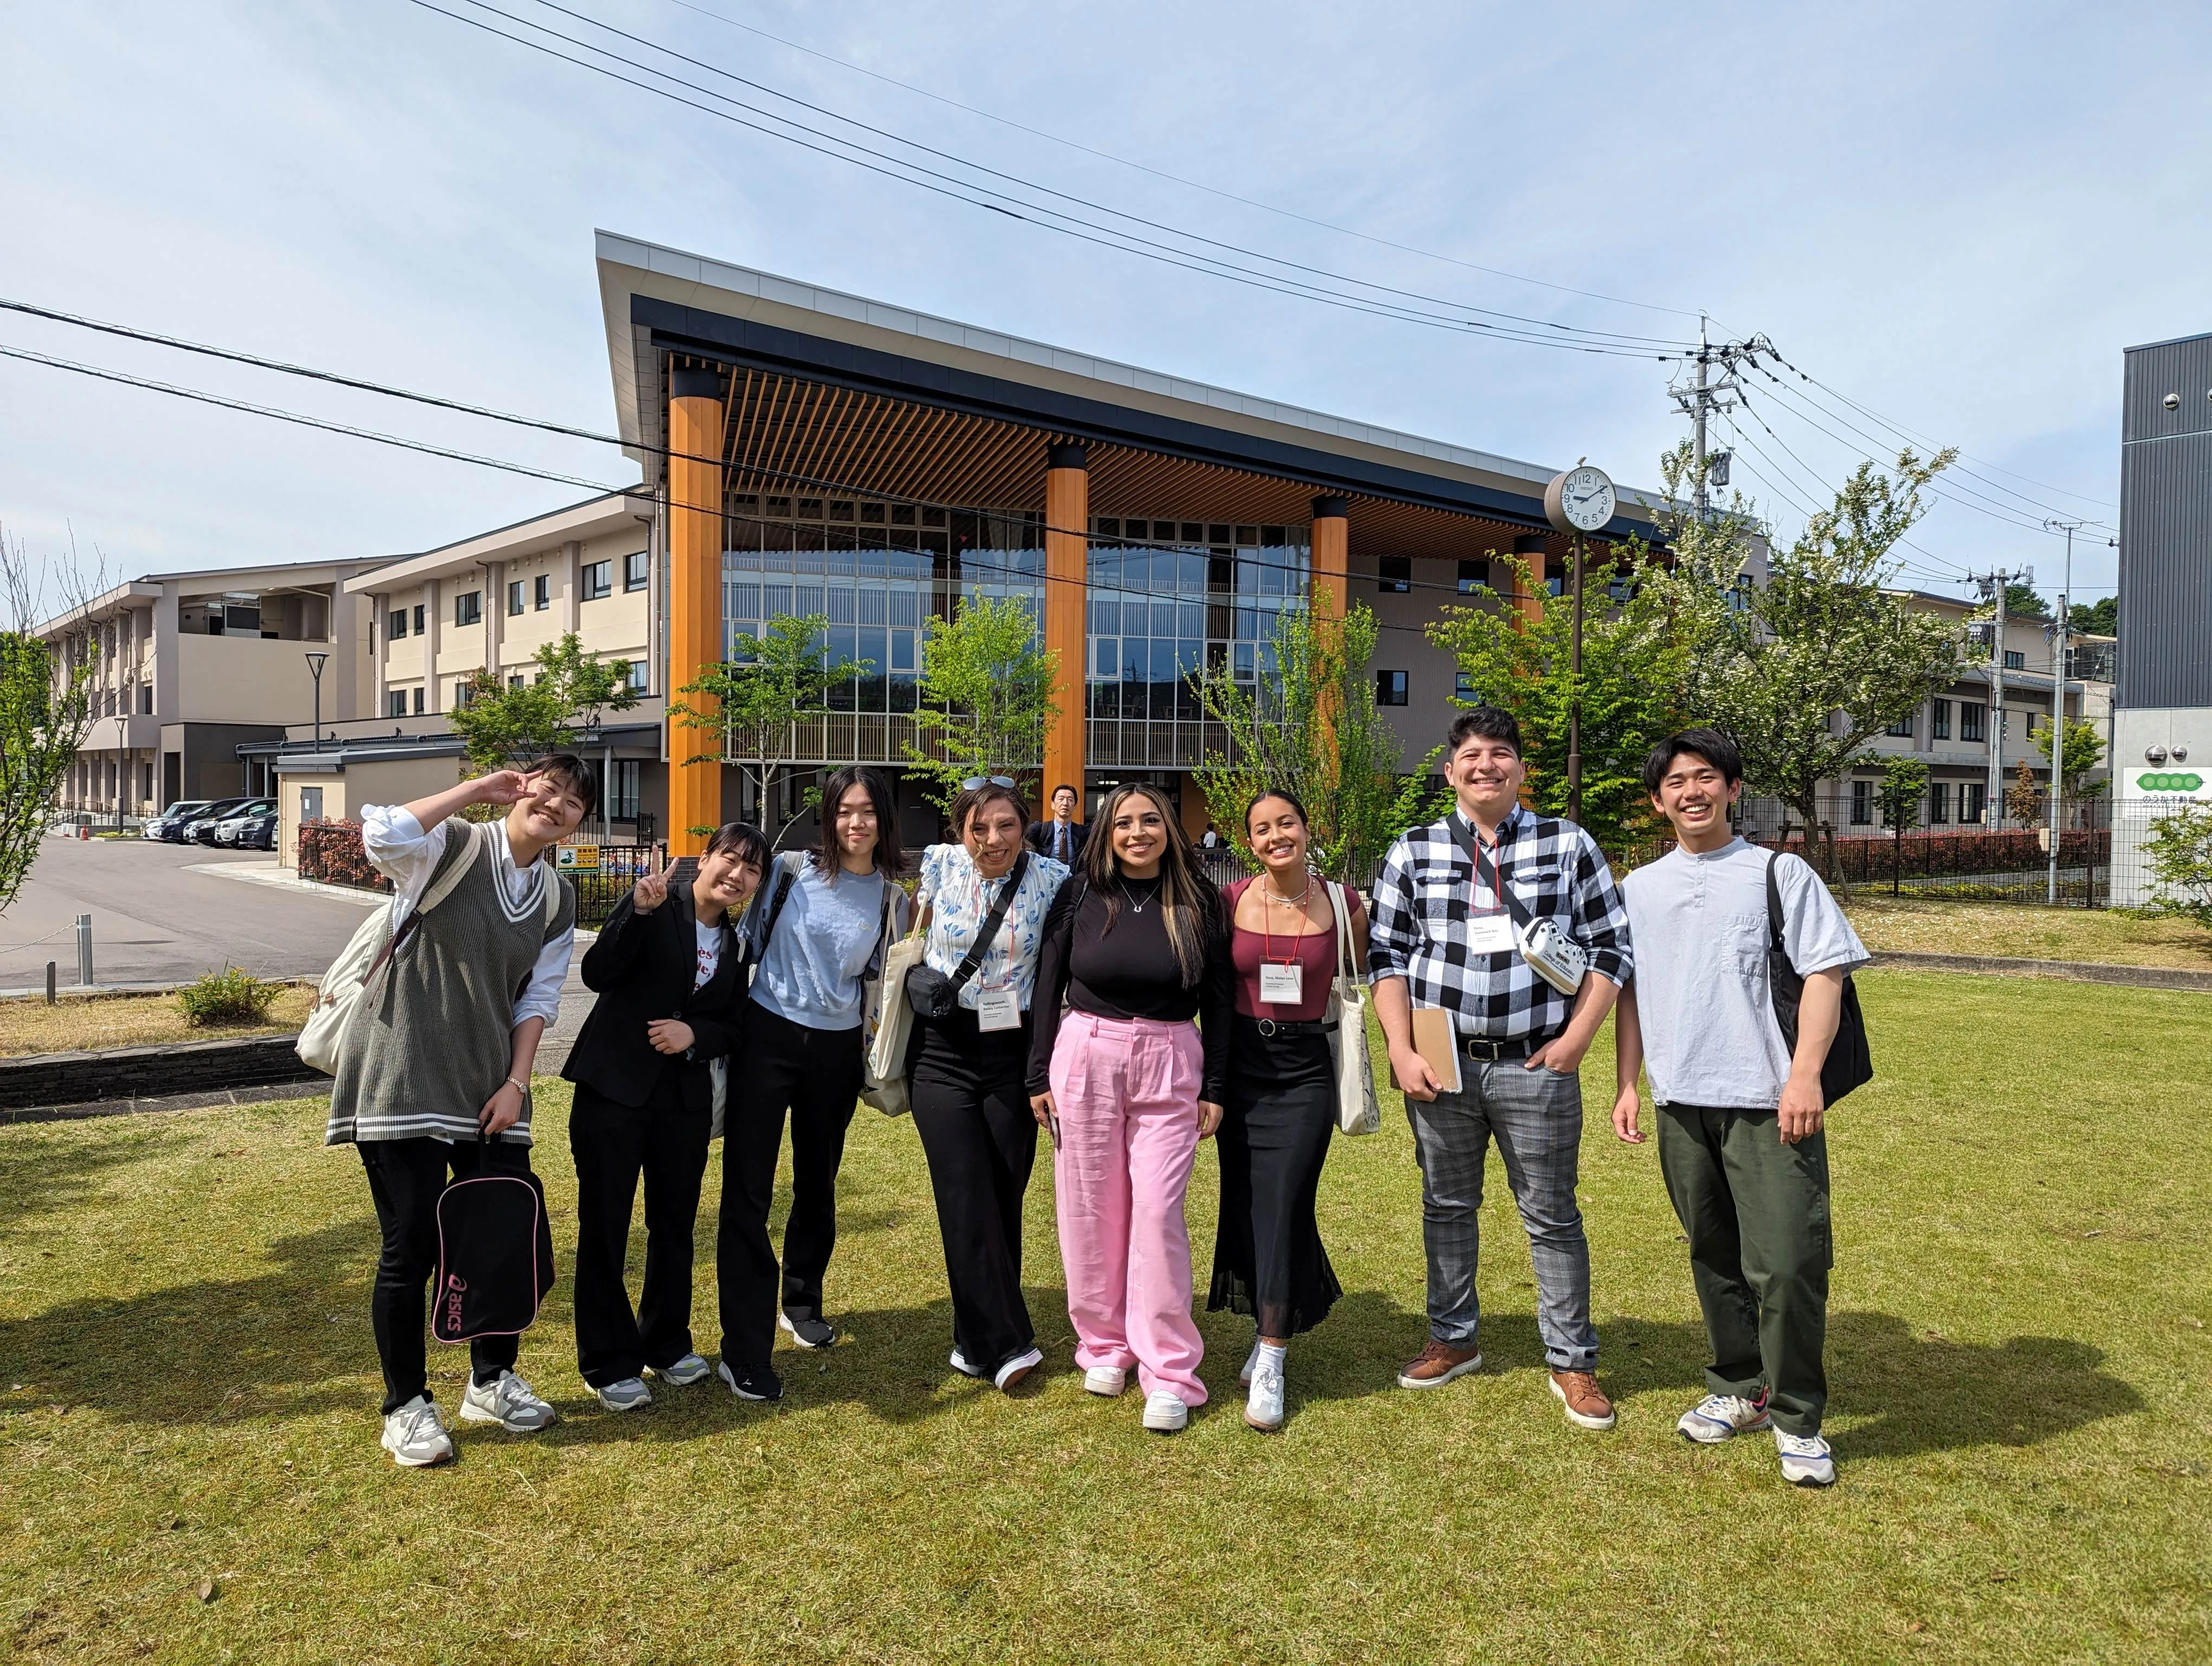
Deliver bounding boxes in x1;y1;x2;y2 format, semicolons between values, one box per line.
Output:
213;804;277;848
145;800;215;842
183;798;260;845
241;812;278;851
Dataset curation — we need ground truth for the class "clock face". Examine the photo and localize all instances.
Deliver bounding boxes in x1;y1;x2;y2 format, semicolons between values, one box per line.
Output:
1559;465;1616;532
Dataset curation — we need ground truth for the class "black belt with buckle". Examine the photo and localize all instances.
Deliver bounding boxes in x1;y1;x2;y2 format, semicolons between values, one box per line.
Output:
1238;1014;1340;1040
1459;1031;1557;1063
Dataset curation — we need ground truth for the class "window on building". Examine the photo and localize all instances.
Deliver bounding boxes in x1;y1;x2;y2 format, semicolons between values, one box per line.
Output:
1931;699;1951;740
625;550;650;592
1850;779;1872;825
581;560;612;601
2003;649;2024;670
1545;563;1564;599
1376;669;1409;707
1928;781;1950;824
413;687;426;715
139;684;153;715
605;759;641;823
455;591;481;626
1454;671;1479;702
453;680;475;709
387;690;407;718
1886;709;1915;739
1960;703;1985;743
1456;559;1487;595
413;605;425;635
388;608;407;640
507;580;524;616
509;674;525;690
624;659;650;694
1377;556;1411;594
1963;781;1988;824
533;574;550;611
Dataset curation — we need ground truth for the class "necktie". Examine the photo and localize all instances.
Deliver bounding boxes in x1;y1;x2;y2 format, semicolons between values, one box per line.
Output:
1057;824;1069;863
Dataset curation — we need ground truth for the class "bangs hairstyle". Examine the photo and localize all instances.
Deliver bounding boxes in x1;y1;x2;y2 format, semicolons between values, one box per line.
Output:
812;765;904;880
1244;787;1311;835
1642;728;1744;795
526;752;599;816
704;819;771;876
1081;782;1220;990
950;779;1028;839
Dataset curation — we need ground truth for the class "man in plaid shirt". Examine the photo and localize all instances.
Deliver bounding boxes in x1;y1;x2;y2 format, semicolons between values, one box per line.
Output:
1370;706;1632;1428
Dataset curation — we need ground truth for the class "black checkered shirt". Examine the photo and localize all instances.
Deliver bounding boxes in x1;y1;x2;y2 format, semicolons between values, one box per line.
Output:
1367;806;1632;1041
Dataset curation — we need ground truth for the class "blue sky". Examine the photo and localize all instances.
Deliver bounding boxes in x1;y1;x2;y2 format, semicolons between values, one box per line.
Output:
5;0;2207;612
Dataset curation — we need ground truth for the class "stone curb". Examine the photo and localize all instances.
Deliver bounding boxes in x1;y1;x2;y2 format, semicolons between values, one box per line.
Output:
1867;951;2212;991
0;1034;323;1114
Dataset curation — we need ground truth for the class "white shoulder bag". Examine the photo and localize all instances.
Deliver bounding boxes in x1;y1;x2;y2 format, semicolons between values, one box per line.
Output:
1324;880;1381;1136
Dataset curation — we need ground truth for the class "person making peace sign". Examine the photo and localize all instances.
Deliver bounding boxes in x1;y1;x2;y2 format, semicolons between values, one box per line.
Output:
560;823;771;1411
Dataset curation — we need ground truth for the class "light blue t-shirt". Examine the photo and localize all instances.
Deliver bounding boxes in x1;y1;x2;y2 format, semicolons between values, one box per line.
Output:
748;858;896;1032
1621;840;1867;1110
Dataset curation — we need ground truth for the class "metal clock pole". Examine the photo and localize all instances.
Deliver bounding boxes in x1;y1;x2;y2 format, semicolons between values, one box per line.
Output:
1568;529;1584;823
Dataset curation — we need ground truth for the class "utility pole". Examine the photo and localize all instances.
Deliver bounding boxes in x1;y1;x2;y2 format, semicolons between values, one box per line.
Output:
2044;521;2084;902
1693;316;1710;518
1668;321;1769;520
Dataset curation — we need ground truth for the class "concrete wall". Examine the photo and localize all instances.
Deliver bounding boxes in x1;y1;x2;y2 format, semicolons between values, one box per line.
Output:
176;633;335;725
277;757;461;867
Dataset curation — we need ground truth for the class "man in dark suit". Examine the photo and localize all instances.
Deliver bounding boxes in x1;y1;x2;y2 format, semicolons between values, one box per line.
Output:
1025;783;1089;865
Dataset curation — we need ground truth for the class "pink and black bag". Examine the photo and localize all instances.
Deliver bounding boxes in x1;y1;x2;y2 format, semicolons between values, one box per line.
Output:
430;1139;557;1344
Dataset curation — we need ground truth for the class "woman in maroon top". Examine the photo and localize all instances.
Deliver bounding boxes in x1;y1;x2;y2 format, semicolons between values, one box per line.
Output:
1212;789;1368;1431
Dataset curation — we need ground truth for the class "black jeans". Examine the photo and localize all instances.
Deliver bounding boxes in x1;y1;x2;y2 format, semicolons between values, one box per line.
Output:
358;1136;527;1415
909;1008;1038;1375
569;1074;712;1387
716;1003;864;1366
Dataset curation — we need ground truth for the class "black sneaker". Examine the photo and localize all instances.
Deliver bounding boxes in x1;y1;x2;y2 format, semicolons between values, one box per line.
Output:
779;1311;837;1349
717;1360;783;1402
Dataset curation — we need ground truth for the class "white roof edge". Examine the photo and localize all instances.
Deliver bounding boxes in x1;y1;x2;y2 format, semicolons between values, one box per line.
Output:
31;560;390;638
594;230;1666;510
343;491;653;594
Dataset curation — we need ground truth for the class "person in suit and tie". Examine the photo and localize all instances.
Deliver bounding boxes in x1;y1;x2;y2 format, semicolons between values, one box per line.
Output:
1026;783;1089;866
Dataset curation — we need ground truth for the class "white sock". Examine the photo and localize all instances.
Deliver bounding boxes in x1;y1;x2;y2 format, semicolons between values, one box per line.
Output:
1257;1342;1288;1374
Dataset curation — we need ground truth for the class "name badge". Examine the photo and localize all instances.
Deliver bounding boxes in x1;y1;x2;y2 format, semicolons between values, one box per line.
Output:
1258;962;1304;1005
976;985;1024;1032
1464;913;1516;956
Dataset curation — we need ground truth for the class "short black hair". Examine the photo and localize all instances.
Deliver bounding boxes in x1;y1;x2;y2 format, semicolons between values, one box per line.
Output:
812;765;904;879
1050;783;1079;803
704;819;771;875
1643;728;1744;794
1446;706;1522;759
529;752;599;815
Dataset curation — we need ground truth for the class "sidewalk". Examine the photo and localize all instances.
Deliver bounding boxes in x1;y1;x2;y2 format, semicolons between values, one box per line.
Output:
182;860;390;907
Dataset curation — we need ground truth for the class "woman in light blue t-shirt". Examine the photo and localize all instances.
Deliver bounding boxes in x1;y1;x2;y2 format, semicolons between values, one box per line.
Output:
712;766;909;1403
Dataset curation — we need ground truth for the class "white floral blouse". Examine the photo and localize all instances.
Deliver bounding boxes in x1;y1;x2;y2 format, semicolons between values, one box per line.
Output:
915;843;1071;1013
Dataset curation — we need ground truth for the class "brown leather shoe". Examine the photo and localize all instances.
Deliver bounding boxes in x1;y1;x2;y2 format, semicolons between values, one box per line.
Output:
1549;1369;1617;1430
1397;1340;1482;1390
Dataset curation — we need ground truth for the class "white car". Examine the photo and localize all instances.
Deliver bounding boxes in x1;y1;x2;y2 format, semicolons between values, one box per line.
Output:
211;801;277;846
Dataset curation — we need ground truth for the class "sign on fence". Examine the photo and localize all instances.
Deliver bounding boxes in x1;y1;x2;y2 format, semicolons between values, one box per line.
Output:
555;843;602;873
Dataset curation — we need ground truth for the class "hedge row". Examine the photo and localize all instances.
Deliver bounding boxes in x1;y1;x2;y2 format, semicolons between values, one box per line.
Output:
298;819;389;892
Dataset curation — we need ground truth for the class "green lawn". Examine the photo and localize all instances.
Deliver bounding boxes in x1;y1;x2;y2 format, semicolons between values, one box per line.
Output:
3;969;2208;1664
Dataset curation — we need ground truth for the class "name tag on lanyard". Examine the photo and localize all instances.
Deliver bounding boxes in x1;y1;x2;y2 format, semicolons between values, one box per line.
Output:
1258;960;1304;1005
975;984;1023;1032
1463;913;1516;956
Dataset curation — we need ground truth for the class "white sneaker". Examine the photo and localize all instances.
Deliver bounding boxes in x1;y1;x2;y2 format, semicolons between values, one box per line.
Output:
1239;1334;1263;1387
994;1348;1043;1392
1141;1390;1188;1433
459;1370;557;1432
949;1347;987;1379
1678;1393;1773;1444
380;1395;453;1468
1776;1430;1836;1488
1245;1359;1285;1432
593;1376;652;1412
1083;1365;1128;1398
653;1353;711;1387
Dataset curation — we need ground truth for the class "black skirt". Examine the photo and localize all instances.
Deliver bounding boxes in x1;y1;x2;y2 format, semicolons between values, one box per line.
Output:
1207;1015;1342;1338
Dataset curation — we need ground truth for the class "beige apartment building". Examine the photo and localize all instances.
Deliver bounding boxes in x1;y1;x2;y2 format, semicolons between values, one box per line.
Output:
37;559;378;822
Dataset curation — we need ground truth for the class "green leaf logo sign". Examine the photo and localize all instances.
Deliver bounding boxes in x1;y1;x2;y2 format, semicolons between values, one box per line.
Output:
2139;772;2206;793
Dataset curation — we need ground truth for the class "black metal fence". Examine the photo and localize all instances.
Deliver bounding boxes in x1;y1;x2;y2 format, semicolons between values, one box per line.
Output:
558;843;666;927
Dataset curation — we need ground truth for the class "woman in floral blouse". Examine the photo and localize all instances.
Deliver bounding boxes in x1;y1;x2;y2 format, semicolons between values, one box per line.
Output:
909;778;1071;1391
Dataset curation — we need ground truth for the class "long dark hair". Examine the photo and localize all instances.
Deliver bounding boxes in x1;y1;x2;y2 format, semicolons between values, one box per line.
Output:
1082;782;1218;989
812;765;904;880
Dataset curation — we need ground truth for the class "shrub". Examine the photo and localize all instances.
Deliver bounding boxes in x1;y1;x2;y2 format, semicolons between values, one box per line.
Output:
177;967;280;1026
297;819;389;890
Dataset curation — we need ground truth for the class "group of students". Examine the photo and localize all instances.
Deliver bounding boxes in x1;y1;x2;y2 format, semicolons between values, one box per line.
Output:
326;702;1861;1490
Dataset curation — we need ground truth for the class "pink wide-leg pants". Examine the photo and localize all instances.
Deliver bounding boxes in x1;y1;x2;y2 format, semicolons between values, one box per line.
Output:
1049;1011;1208;1405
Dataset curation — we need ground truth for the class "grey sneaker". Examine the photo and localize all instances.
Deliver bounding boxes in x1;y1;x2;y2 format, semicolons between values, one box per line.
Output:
779;1311;837;1349
1776;1430;1836;1488
1679;1393;1772;1444
593;1376;652;1412
459;1370;557;1432
380;1395;453;1468
653;1353;712;1387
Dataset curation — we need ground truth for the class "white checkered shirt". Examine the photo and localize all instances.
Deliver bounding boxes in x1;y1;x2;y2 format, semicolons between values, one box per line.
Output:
1367;805;1632;1040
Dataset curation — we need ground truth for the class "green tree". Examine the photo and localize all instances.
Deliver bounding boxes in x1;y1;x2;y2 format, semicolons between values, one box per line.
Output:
2072;596;2118;637
449;632;639;774
2035;714;2107;800
1189;595;1442;885
903;594;1058;811
2004;581;2051;622
1652;439;1971;883
2143;803;2212;928
0;526;95;917
1426;543;1685;858
1870;753;1928;897
673;613;865;845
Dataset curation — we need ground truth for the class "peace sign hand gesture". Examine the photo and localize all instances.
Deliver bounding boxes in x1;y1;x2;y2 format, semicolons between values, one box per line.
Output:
633;857;681;913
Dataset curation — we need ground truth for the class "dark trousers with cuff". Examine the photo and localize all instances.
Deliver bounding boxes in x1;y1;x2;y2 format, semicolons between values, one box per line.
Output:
358;1136;527;1416
569;1073;712;1387
716;1003;864;1366
909;1008;1038;1376
1656;1102;1832;1436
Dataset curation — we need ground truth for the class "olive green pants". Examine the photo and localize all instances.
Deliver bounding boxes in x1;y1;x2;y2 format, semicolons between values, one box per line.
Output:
1656;1103;1832;1437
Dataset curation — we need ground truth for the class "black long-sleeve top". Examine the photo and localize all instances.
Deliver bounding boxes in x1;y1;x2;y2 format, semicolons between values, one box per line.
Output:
560;882;749;1114
1025;878;1233;1101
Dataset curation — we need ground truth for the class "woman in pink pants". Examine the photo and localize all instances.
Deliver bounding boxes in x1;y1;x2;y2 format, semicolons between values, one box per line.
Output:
1028;783;1232;1433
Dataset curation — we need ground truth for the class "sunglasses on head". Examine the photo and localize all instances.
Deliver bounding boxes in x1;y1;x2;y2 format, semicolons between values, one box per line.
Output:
960;776;1017;790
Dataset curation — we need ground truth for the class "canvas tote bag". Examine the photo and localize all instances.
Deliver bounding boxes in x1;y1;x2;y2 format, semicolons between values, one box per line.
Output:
1324;880;1381;1136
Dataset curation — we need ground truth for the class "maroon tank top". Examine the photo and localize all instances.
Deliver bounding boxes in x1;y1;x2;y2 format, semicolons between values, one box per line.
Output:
1225;876;1343;1022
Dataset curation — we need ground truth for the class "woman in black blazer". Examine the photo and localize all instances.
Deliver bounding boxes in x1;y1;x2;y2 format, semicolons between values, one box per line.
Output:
562;821;770;1411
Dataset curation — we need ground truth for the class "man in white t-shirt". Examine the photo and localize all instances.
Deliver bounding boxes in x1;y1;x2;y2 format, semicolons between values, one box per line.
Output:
1613;729;1867;1488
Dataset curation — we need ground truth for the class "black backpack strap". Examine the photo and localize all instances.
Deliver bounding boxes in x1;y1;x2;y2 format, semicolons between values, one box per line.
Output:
1445;813;1531;930
753;851;802;956
1766;850;1786;955
948;851;1029;995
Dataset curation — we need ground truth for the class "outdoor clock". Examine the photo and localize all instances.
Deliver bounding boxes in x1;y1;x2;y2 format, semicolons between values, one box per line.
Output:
1545;464;1616;535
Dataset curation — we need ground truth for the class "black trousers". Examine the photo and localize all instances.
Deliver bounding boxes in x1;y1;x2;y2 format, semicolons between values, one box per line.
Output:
716;1003;864;1366
569;1073;712;1387
909;1008;1038;1375
1208;1018;1343;1340
358;1136;527;1416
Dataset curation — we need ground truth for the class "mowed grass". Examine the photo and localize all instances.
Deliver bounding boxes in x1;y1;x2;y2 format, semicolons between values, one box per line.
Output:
0;986;317;1058
1846;896;2212;969
2;970;2208;1665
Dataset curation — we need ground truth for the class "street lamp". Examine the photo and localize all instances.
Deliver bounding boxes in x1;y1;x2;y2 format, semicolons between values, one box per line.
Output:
113;714;128;831
304;650;329;755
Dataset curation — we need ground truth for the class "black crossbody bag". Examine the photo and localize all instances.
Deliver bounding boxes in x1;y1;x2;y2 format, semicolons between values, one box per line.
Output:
1766;853;1873;1104
906;852;1029;1020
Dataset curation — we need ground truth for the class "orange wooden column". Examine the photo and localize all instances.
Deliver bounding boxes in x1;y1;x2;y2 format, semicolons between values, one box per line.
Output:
1042;443;1090;800
1513;532;1548;628
1310;495;1350;623
667;366;726;856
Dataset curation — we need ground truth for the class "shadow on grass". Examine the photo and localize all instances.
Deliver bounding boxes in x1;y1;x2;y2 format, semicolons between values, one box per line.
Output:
0;1123;191;1241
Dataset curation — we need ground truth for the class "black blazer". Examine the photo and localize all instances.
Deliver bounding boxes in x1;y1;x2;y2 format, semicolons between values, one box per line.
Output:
561;880;749;1113
1025;818;1090;863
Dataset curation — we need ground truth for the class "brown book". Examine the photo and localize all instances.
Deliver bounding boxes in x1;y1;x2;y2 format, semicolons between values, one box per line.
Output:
1409;1007;1462;1095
